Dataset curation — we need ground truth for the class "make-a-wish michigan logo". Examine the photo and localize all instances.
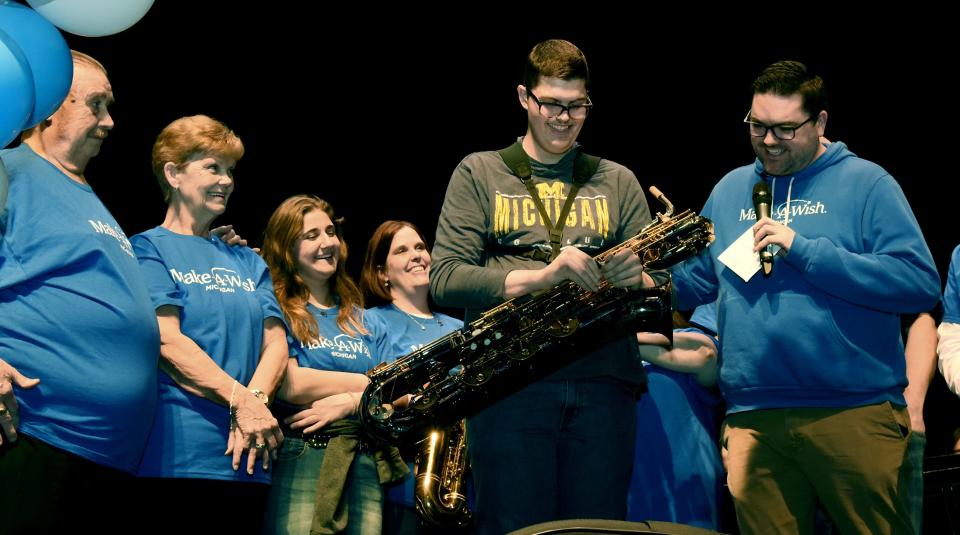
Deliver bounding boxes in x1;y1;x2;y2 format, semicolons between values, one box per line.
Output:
739;199;827;222
88;219;134;258
168;266;256;293
301;334;372;361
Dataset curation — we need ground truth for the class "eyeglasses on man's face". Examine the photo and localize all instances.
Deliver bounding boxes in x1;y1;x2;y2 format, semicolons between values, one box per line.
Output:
527;90;593;120
743;110;815;141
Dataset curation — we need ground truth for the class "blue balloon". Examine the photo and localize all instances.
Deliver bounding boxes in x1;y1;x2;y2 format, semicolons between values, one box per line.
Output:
0;0;72;128
0;28;35;148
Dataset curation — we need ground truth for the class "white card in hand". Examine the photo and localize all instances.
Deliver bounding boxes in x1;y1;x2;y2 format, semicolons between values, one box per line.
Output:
717;226;762;282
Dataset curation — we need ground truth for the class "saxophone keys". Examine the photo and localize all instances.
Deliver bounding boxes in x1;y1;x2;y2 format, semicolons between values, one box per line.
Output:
462;365;493;386
546;318;580;337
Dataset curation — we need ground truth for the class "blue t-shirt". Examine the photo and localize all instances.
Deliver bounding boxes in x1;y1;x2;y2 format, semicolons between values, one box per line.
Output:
627;364;724;529
365;303;464;509
131;226;283;483
0;144;159;473
627;304;723;529
290;303;389;374
688;301;718;338
365;303;463;360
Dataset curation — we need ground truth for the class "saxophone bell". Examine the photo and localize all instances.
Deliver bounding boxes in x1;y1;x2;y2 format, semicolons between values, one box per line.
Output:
414;420;473;528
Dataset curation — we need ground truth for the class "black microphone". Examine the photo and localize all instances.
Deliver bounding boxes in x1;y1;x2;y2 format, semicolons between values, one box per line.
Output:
752;181;774;277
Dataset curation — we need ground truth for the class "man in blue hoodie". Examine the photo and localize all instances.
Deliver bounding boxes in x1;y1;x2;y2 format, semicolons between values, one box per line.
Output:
671;60;940;534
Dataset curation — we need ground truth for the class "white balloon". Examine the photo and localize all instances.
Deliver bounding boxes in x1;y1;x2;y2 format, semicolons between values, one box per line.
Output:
26;0;154;37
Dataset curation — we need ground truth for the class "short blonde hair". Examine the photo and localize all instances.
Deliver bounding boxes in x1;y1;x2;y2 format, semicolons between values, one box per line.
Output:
151;115;243;202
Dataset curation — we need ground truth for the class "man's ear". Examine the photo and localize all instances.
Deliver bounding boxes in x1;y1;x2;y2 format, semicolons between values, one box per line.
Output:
815;110;828;136
518;84;530;110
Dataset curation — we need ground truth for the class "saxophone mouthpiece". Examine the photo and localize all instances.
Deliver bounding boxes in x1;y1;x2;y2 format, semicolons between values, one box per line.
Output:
649;186;675;219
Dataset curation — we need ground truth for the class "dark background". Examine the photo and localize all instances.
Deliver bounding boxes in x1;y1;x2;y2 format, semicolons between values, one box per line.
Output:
37;5;960;451
59;7;956;275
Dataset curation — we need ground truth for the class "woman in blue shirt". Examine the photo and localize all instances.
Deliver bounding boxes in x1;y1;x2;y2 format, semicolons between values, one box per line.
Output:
131;115;288;530
360;220;464;534
262;195;405;535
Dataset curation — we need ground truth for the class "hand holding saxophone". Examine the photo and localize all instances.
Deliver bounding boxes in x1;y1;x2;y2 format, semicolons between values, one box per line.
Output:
545;246;602;292
546;247;650;293
504;246;600;297
601;248;652;290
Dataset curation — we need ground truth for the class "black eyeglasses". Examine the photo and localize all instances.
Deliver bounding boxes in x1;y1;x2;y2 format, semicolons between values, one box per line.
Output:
527;90;593;119
744;110;815;141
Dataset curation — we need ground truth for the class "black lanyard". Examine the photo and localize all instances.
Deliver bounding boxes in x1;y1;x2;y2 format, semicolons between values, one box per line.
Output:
497;142;600;262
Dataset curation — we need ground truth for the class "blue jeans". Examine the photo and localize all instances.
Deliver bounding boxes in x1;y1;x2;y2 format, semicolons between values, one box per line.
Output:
264;437;383;534
467;378;637;535
905;431;925;534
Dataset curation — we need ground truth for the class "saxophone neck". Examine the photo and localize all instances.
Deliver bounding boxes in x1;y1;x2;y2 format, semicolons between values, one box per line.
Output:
648;185;675;221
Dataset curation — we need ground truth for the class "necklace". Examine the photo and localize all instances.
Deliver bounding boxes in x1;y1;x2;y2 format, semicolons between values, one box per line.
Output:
400;309;442;331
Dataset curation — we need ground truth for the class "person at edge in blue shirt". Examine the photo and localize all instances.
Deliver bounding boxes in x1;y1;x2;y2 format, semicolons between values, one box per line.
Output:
261;195;408;535
0;50;159;534
130;115;289;532
627;304;724;531
671;60;940;535
359;220;466;535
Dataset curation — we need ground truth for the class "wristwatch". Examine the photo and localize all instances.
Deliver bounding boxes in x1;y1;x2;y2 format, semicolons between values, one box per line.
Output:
250;389;269;405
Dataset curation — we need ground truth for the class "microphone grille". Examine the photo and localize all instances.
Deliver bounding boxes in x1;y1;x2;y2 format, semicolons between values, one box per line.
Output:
752;181;771;203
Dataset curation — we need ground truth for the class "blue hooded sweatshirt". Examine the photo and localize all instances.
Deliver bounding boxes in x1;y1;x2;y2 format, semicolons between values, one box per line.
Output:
672;141;940;414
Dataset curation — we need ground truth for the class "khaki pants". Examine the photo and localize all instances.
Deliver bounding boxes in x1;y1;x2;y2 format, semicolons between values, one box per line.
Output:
722;402;914;535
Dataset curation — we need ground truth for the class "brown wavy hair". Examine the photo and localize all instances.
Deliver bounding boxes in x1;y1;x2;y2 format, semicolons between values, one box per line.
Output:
360;220;428;308
261;195;365;342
